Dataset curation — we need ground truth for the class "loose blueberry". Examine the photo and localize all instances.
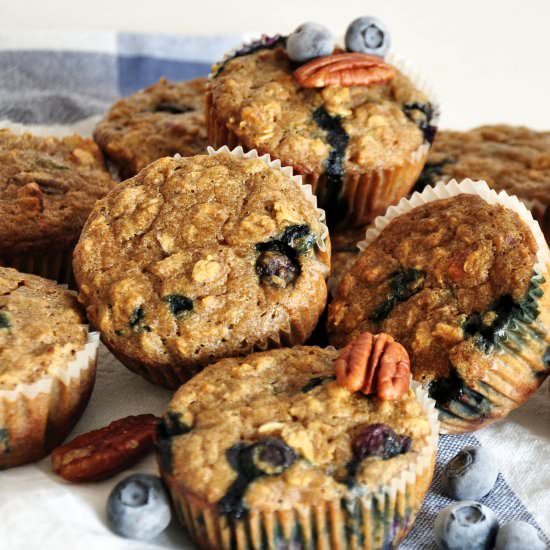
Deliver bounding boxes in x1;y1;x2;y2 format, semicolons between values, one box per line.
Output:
106;474;171;540
495;521;545;550
286;22;334;63
434;501;499;550
443;446;499;500
345;16;391;58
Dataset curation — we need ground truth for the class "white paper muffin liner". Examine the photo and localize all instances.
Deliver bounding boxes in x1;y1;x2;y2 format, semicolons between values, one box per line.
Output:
357;178;550;275
0;330;99;467
162;379;439;550
208;40;440;226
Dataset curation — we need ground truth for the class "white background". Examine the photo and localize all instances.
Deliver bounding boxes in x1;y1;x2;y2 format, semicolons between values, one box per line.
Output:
0;0;550;130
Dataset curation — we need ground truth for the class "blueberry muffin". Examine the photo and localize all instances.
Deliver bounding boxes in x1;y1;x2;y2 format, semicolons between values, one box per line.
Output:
73;148;329;388
0;129;115;283
94;77;208;179
0;267;99;468
156;345;438;550
329;224;367;295
208;22;437;227
415;125;550;223
328;181;550;433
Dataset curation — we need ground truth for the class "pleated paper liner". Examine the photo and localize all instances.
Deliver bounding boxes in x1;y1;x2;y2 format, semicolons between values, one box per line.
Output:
356;179;550;434
0;330;99;468
207;44;440;227
89;146;331;390
0;245;76;287
161;382;438;550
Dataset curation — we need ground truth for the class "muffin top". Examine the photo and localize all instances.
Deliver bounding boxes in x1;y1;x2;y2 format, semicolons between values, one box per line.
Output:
417;125;550;205
0;267;88;391
210;45;433;175
94;77;208;179
328;194;539;385
73;152;329;374
0;129;115;254
157;346;434;512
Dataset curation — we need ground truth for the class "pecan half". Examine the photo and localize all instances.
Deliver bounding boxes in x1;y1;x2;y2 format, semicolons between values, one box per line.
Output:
335;332;410;399
51;414;160;482
293;52;395;88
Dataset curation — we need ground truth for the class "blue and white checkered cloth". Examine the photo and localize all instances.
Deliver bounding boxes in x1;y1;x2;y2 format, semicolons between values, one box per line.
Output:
0;32;549;550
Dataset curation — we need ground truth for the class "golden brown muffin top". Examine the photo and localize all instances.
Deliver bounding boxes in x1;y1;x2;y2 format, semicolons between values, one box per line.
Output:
158;346;434;511
210;47;431;175
0;267;88;391
0;129;115;254
73;152;329;375
94;77;208;179
328;194;538;384
418;125;550;205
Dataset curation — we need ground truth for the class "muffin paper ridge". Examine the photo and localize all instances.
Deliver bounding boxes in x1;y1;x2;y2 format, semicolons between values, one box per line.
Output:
357;178;550;276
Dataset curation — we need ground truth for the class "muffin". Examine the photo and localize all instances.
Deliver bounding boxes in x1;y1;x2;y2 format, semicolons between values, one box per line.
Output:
208;26;438;227
0;129;115;283
329;224;366;295
415;125;550;223
0;267;99;468
328;180;550;433
94;77;208;179
73;147;330;389
156;343;438;550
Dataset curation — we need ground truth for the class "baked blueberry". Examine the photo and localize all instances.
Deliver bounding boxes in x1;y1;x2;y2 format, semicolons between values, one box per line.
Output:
352;423;411;461
286;22;334;63
434;501;499;550
442;446;498;500
106;474;171;540
239;437;296;478
495;521;545;550
345;16;391;58
255;248;300;288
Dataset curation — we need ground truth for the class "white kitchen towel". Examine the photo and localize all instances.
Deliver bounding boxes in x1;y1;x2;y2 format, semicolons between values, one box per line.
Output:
0;32;549;550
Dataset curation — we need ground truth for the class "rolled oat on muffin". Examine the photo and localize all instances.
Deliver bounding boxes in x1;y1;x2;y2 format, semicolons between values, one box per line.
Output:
73;147;330;388
0;267;99;469
0;129;115;283
328;180;550;433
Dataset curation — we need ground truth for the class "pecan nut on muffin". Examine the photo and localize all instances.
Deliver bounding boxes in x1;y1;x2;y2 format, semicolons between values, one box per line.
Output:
0;267;99;468
73;147;329;389
328;180;550;434
0;129;115;283
156;336;438;550
415;125;550;226
208;19;438;227
94;77;208;179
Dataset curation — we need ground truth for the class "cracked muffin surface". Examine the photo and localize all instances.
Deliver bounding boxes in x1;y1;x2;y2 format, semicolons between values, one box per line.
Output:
0;267;87;391
94;78;208;179
328;193;550;432
0;129;115;254
73;152;329;385
158;345;434;510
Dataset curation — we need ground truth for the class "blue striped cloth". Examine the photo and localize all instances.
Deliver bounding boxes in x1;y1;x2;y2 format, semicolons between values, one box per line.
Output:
0;31;548;550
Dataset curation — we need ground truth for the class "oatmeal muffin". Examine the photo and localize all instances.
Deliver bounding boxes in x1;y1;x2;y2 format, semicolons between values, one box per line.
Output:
415;125;550;223
94;77;208;179
73;147;329;388
0;267;99;468
328;181;550;433
156;344;438;550
329;224;366;294
208;32;437;226
0;129;115;283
